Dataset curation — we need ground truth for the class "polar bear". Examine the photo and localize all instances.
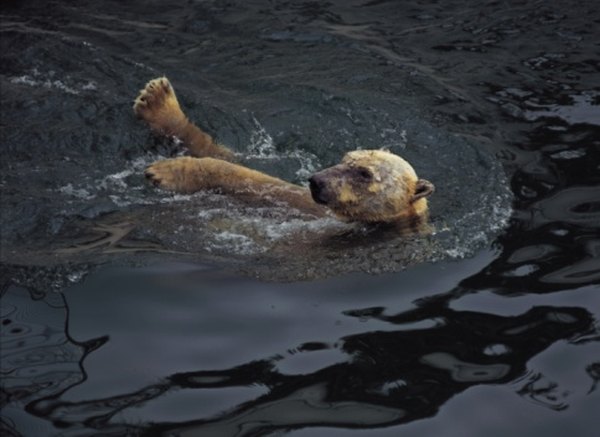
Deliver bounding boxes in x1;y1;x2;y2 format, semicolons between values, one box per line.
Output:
134;77;434;226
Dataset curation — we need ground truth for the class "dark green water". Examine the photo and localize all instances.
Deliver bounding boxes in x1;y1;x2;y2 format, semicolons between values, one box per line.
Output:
1;1;599;436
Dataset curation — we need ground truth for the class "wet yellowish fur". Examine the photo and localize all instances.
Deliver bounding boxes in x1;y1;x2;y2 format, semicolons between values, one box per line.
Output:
314;150;431;223
135;77;434;226
145;156;326;217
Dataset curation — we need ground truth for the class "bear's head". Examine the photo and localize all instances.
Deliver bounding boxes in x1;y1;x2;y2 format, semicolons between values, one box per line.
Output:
309;150;434;224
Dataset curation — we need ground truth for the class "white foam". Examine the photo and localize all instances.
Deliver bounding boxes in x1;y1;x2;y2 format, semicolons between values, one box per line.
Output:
211;231;264;255
158;193;195;204
263;216;348;241
441;190;512;260
55;153;165;208
247;117;277;158
81;82;97;91
58;183;96;200
99;169;133;190
10;69;97;95
182;203;347;255
246;117;320;183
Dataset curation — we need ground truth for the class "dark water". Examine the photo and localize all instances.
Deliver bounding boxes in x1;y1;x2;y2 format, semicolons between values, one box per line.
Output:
1;1;599;436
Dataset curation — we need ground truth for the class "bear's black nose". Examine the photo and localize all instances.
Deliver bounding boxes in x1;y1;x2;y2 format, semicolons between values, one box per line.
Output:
309;175;329;205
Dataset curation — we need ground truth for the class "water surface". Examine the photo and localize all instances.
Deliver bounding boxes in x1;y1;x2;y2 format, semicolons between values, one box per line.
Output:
1;1;599;436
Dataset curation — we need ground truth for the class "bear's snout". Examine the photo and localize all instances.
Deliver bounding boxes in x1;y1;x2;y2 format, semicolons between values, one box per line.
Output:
309;174;331;205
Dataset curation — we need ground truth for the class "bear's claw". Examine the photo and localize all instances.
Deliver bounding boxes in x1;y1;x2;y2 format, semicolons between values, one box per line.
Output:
144;160;181;191
144;168;161;186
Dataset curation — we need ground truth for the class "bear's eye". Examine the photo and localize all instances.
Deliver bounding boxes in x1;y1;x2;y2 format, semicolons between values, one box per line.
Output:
356;167;373;181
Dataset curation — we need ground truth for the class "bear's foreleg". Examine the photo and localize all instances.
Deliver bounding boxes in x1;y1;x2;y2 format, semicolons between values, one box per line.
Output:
145;157;327;216
134;77;235;161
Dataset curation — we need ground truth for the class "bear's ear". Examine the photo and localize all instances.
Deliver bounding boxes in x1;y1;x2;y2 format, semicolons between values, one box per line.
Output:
412;179;434;203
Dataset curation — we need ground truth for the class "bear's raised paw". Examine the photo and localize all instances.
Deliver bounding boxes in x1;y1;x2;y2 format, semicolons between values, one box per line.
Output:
133;77;186;135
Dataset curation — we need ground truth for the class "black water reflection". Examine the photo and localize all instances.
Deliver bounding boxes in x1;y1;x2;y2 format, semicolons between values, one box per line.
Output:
1;282;593;437
0;285;107;436
459;122;600;294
